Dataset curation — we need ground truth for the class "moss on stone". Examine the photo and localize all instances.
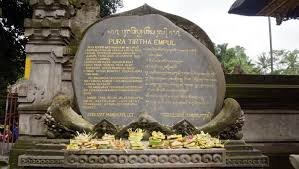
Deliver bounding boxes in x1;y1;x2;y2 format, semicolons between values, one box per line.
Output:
9;138;68;169
68;0;79;6
29;19;68;28
18;102;50;111
9;149;24;169
67;23;85;55
9;139;35;169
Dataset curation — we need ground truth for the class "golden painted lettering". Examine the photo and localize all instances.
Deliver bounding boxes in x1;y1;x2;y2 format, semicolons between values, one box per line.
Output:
82;42;217;123
128;39;152;45
108;38;126;45
87;112;134;118
107;26;181;39
154;39;176;46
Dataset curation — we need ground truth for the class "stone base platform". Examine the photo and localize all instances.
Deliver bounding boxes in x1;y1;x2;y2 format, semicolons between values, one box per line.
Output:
64;149;225;168
11;138;268;169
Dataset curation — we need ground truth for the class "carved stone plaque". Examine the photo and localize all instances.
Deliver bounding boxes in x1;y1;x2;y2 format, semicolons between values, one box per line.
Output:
73;14;225;127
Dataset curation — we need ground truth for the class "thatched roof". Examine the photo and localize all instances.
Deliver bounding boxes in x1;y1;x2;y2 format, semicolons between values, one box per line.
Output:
229;0;299;25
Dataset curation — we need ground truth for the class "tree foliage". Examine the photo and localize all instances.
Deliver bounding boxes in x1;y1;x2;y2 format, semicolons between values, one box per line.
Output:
256;50;299;75
256;53;270;75
279;50;299;75
215;43;259;74
0;0;31;93
0;0;32;28
98;0;123;17
215;43;299;75
0;0;32;120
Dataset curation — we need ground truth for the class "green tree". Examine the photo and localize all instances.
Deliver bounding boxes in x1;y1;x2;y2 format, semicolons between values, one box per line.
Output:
0;0;31;121
98;0;123;17
256;49;299;75
256;52;271;74
215;43;259;74
272;50;285;74
0;0;31;92
279;50;299;75
215;43;228;62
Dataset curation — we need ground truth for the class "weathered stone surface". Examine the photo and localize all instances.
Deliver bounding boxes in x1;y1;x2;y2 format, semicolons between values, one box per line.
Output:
290;154;299;169
0;155;9;167
73;14;225;127
198;98;243;139
18;155;64;167
65;149;226;168
115;4;215;54
19;114;46;136
243;110;299;142
46;94;94;133
70;0;100;36
11;138;269;169
224;140;269;168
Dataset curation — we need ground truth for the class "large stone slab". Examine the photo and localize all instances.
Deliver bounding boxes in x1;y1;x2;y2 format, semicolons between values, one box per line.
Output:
73;14;225;127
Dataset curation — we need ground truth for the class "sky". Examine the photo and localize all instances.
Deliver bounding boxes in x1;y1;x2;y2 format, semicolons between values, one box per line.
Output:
117;0;299;61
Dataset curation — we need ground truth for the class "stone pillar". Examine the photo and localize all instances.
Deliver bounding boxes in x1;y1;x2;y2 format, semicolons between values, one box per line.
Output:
13;0;99;137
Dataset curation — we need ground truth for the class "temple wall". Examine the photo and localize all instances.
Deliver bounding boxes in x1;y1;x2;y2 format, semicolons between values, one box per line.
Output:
226;74;299;169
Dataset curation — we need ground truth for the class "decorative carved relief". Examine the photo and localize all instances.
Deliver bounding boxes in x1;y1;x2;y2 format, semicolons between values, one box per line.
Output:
219;111;245;140
34;9;66;19
18;155;64;167
226;157;269;167
30;0;69;8
172;120;197;136
93;120;118;138
64;150;225;168
11;80;45;105
117;113;173;139
43;111;76;138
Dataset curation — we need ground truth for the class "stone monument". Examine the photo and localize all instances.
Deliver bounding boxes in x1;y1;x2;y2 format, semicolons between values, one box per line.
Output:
10;1;268;169
73;14;225;127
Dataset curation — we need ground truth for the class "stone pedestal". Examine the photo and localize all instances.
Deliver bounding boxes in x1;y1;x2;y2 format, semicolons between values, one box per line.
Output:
11;138;268;169
64;149;226;168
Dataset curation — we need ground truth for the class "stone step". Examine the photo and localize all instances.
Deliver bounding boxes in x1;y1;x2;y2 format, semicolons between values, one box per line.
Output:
14;138;69;150
225;144;254;151
226;155;269;167
35;143;66;150
223;140;245;145
226;149;262;156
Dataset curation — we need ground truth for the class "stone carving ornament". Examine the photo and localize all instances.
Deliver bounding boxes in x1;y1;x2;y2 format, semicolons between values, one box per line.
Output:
63;149;226;168
45;96;243;139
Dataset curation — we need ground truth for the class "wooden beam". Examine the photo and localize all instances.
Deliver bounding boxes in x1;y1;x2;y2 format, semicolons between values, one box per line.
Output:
258;0;289;16
257;0;299;24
